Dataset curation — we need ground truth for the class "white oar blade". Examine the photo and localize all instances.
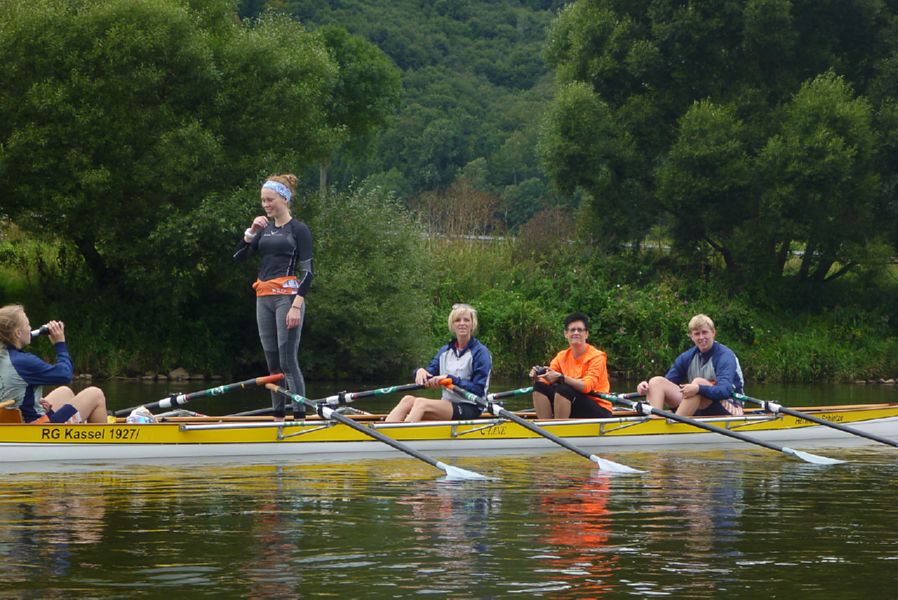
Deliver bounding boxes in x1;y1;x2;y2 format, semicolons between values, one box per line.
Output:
783;447;846;465
590;455;644;474
437;462;490;481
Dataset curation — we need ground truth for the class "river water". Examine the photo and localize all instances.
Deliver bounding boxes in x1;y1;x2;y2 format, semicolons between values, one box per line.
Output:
1;381;896;597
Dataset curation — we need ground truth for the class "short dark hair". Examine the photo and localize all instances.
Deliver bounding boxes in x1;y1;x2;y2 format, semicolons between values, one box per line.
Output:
564;312;590;331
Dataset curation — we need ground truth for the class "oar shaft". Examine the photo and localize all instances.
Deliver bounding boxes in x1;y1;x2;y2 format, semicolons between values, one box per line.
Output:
442;381;643;473
486;386;533;402
232;382;422;416
598;392;844;464
444;383;594;459
736;393;898;448
267;384;485;479
114;374;285;416
318;383;423;405
599;392;790;453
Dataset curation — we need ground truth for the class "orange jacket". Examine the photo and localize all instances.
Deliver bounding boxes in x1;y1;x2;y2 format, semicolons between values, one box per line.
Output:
546;344;611;410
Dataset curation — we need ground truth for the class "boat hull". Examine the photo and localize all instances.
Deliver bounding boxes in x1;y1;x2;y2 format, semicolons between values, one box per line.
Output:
1;404;896;466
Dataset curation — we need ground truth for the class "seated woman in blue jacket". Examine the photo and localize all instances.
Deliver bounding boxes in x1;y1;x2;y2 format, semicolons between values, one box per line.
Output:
0;304;108;423
636;313;744;417
385;303;492;423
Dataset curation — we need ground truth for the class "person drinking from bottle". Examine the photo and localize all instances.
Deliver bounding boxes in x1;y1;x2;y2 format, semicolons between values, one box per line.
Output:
529;312;613;419
635;313;744;417
0;304;108;423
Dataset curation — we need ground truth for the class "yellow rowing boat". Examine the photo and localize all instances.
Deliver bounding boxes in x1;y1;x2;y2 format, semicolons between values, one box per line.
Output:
1;403;896;466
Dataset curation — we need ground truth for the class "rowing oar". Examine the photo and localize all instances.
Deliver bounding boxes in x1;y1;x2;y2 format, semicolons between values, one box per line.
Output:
441;380;643;474
734;392;898;449
266;384;487;481
113;374;285;417
596;392;845;465
485;386;534;403
230;382;424;416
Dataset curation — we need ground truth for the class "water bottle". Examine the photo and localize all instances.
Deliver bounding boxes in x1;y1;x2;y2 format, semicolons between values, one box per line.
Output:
126;407;156;424
30;324;49;337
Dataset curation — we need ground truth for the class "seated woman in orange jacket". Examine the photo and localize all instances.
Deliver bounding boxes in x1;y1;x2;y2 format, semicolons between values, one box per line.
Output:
529;312;612;419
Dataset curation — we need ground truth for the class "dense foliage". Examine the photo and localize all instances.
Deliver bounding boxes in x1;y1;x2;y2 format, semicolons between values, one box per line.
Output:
1;0;897;386
539;0;898;287
0;0;411;378
258;0;569;228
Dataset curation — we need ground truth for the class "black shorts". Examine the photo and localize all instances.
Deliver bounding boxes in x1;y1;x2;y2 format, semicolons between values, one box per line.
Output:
533;380;612;419
452;402;483;420
694;401;731;417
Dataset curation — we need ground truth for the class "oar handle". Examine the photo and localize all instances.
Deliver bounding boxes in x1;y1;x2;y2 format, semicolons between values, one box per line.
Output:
439;379;490;408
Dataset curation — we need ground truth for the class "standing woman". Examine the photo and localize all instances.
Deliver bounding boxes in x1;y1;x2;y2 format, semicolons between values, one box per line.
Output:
234;174;313;420
385;304;492;423
0;304;108;423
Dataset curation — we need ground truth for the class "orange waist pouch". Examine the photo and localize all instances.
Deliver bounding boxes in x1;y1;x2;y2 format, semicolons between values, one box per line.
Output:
253;276;299;297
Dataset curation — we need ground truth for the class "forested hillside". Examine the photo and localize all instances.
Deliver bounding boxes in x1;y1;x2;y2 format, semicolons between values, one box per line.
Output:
242;0;566;228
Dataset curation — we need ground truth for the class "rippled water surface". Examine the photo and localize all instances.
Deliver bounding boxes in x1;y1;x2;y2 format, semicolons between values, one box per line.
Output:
2;446;897;598
2;382;897;597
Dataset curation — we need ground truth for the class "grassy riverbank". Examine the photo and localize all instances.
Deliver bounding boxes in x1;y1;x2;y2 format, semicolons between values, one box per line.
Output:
2;195;897;383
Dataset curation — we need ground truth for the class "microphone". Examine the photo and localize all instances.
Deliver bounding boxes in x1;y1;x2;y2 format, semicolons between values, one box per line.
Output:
30;325;49;337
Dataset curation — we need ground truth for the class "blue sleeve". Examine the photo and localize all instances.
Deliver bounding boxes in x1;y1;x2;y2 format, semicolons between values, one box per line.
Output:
453;344;492;398
664;349;692;384
698;348;739;401
12;343;73;385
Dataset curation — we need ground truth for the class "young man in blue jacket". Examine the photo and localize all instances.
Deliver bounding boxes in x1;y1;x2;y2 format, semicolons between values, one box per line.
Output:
636;314;744;417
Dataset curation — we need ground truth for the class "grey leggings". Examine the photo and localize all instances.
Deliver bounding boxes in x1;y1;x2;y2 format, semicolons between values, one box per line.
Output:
256;295;306;417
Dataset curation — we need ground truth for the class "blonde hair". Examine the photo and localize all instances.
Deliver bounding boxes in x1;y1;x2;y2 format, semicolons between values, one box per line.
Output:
0;304;27;348
448;303;478;334
688;314;715;332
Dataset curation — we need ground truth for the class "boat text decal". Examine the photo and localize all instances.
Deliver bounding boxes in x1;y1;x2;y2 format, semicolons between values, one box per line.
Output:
40;427;141;441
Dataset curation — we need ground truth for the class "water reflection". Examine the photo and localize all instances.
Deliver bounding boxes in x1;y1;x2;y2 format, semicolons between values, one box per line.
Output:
0;473;109;587
237;466;302;598
0;448;896;597
533;473;616;596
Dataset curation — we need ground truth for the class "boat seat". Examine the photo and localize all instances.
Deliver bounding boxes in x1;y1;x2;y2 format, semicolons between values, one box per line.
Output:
0;399;24;424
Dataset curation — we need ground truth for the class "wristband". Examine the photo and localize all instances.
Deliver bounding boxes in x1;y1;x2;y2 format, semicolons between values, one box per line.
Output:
244;228;256;239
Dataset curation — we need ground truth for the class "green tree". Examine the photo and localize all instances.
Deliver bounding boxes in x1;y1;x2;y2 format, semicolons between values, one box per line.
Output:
656;101;753;278
541;0;898;280
282;0;559;220
537;81;645;245
0;0;337;291
314;25;401;198
303;186;432;379
758;72;879;282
